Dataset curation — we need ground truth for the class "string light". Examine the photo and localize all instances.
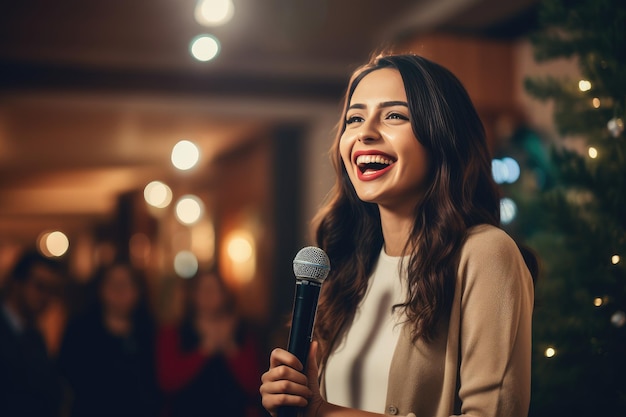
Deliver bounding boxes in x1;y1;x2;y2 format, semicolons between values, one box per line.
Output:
592;98;601;108
612;254;620;265
594;297;603;307
588;147;598;159
545;347;556;358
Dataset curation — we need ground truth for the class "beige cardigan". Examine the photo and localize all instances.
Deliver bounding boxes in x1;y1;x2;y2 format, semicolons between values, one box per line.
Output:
321;224;534;417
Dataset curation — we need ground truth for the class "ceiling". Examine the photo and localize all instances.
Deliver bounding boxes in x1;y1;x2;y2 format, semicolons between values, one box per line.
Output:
0;0;538;245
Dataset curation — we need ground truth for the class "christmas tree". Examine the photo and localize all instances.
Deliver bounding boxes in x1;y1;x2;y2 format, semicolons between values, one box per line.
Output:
518;0;626;414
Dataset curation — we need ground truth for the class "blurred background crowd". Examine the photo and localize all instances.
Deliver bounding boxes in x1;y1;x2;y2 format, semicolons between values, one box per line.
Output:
0;0;624;416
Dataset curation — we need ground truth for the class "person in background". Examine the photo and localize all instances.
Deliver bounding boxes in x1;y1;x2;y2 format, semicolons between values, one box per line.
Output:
0;249;66;417
58;262;160;417
156;271;263;417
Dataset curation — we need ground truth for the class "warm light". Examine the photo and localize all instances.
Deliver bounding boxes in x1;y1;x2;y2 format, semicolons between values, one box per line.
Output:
592;97;601;108
223;229;256;284
190;35;220;62
174;251;199;278
578;80;591;92
38;231;70;257
500;198;517;225
588;147;598;159
195;0;234;26
191;219;216;264
144;181;173;208
612;254;620;265
545;347;556;358
227;235;253;264
594;297;603;307
175;195;204;225
171;140;200;170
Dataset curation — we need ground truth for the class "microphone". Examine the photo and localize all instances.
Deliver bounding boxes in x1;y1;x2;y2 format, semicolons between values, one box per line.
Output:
278;246;330;417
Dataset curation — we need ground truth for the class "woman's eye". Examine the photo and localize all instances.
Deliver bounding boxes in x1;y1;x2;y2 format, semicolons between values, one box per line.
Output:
345;115;363;125
387;112;409;121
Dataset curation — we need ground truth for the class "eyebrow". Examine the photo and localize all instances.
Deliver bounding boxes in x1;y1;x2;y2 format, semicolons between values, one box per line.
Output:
347;100;409;110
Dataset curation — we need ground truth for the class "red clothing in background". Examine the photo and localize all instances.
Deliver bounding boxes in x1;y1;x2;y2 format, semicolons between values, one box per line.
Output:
156;324;263;417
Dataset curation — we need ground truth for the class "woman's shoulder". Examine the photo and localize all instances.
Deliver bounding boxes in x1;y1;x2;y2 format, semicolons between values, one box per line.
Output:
462;224;519;258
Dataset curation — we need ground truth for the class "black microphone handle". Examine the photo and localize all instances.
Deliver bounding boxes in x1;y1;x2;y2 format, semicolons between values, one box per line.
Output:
278;279;322;417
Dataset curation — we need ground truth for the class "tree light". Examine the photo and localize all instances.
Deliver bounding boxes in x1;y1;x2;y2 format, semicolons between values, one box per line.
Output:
612;254;620;265
500;198;517;225
588;147;598;159
592;98;601;108
578;80;591;92
594;297;603;307
545;347;556;358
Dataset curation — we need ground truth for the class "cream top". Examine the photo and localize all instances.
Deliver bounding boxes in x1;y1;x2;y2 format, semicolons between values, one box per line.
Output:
324;248;406;413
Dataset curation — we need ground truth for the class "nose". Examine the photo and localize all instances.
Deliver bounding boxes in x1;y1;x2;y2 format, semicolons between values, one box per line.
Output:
357;118;381;143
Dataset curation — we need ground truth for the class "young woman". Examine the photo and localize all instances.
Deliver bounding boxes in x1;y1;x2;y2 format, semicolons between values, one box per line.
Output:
59;263;160;417
260;54;536;417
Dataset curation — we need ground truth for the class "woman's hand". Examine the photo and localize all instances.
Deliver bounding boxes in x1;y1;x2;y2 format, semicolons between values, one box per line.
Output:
260;341;325;417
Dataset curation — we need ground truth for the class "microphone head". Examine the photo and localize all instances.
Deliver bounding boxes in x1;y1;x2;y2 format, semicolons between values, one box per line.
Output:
293;246;330;283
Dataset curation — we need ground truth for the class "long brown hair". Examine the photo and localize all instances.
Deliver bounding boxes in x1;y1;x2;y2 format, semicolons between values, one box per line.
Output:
313;54;501;363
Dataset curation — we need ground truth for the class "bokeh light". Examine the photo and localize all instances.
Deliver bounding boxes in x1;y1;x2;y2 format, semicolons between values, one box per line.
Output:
492;157;520;184
174;250;199;278
223;229;256;284
578;79;591;92
190;35;220;62
175;195;204;225
612;254;620;265
38;231;70;257
195;0;234;26
144;181;173;208
500;197;517;225
171;140;200;170
227;234;254;264
588;147;598;159
592;97;601;108
594;297;603;307
545;347;556;358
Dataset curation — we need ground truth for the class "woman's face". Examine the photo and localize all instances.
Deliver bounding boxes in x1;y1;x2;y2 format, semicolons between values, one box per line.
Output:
339;68;430;213
100;266;139;317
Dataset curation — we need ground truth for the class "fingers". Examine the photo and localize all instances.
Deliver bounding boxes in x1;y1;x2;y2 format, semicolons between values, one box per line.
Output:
269;347;304;371
260;348;313;415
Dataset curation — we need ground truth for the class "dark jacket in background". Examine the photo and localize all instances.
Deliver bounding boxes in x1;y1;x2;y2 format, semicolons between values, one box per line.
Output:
58;311;161;417
0;306;64;417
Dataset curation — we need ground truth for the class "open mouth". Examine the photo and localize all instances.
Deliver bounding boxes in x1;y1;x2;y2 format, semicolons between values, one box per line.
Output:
355;154;396;174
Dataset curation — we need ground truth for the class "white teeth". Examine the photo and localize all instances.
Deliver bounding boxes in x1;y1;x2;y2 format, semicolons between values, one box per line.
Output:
355;154;394;166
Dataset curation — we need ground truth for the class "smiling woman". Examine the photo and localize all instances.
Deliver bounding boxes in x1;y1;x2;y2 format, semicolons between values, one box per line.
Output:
260;54;537;417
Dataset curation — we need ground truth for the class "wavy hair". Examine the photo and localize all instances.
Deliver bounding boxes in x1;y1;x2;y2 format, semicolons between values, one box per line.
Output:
313;54;501;363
